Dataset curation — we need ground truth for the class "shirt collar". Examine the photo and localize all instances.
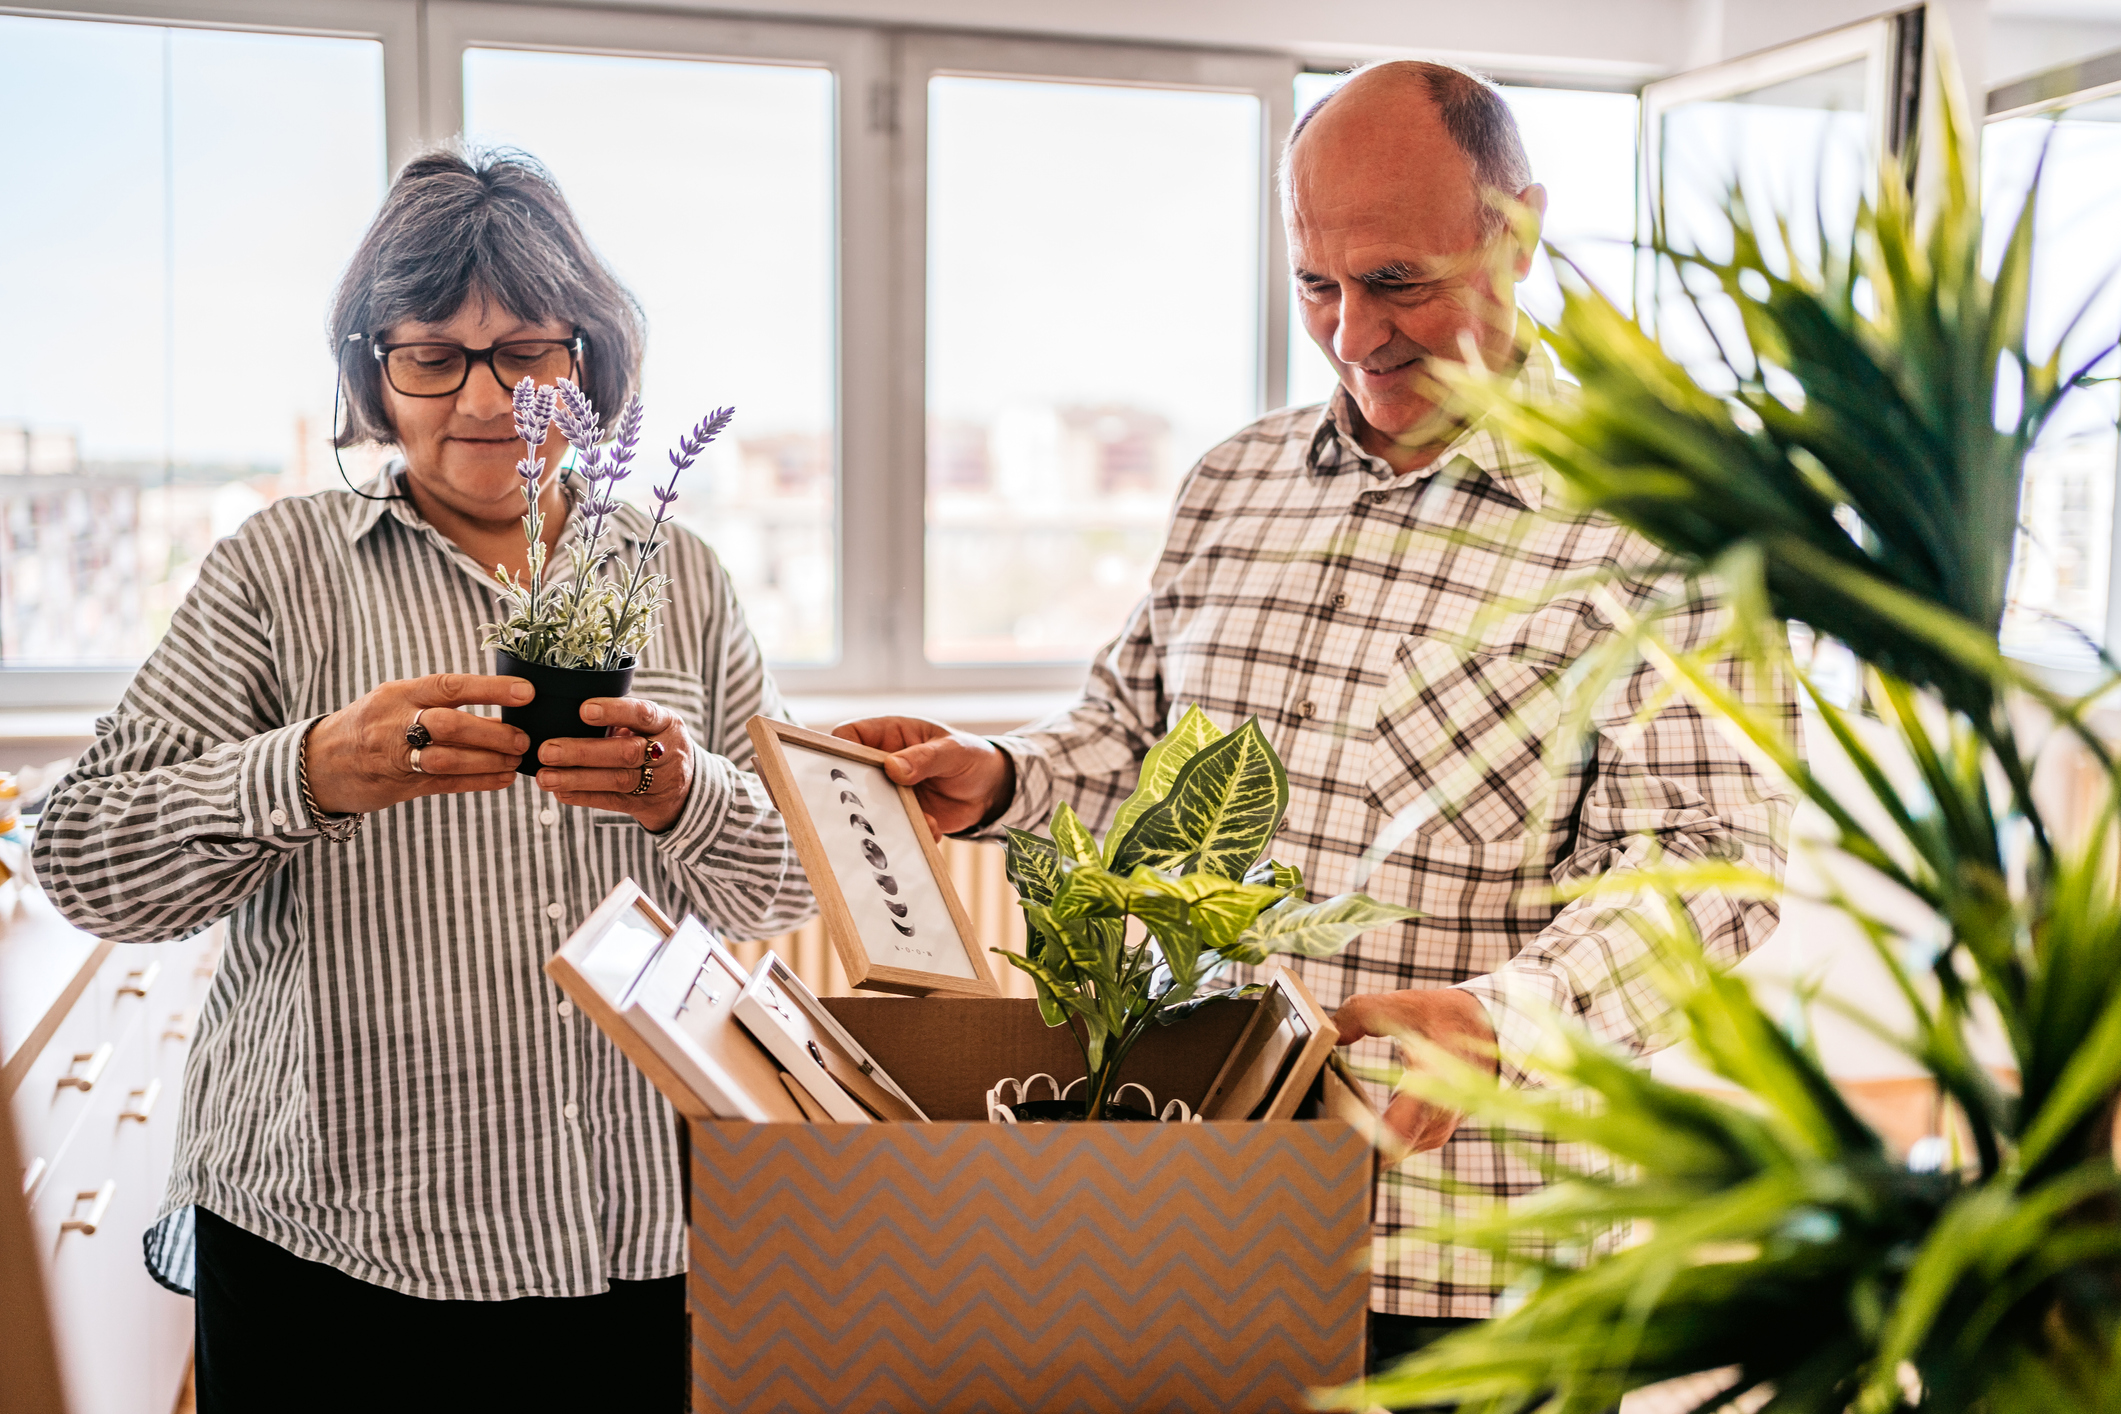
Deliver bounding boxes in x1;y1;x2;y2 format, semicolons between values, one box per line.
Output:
1305;324;1556;514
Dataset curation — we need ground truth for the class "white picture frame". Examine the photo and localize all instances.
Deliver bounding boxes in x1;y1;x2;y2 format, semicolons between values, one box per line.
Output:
746;717;999;997
545;878;807;1122
732;952;928;1123
1198;967;1340;1122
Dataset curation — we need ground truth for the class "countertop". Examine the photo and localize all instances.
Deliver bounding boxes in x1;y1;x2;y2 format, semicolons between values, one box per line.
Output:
0;846;113;1096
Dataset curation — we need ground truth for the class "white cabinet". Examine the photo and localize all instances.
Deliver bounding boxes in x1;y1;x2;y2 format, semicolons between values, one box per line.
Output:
3;880;216;1414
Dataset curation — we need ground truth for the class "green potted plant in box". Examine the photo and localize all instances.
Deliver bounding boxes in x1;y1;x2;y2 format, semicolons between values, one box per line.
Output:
998;706;1417;1121
1326;41;2121;1414
484;377;731;770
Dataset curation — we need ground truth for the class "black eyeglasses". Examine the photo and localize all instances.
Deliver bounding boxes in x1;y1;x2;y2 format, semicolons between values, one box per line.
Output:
370;331;586;398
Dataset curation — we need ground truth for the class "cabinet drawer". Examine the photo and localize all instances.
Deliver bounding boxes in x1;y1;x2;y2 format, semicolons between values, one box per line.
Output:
11;944;152;1198
28;1022;191;1414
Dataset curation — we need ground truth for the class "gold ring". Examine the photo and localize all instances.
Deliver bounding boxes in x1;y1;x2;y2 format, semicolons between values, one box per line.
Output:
629;764;654;796
409;747;426;775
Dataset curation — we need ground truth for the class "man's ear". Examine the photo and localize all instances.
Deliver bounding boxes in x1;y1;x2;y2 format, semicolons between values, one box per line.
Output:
1511;184;1549;281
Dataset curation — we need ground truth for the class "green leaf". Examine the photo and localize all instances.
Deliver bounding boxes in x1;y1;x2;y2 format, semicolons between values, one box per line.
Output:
1227;892;1418;963
1050;859;1136;919
1244;856;1305;893
1049;801;1100;866
1103;705;1223;864
1003;828;1063;907
1108;717;1289;879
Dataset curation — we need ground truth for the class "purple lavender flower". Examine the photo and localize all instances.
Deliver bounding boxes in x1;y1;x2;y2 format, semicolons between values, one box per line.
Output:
513;377;555;448
552;379;602;453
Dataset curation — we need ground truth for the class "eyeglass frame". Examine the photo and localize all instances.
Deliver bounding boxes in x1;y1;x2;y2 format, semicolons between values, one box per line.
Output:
367;328;588;398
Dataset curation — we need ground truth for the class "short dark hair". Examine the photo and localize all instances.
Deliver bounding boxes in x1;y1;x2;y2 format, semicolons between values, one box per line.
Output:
329;146;644;447
1284;61;1534;235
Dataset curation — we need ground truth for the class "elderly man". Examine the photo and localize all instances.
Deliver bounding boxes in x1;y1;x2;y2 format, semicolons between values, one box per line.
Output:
840;61;1795;1368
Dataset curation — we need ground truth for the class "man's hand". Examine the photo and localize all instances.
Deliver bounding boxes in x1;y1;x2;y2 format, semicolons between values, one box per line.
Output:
831;716;1014;840
1332;987;1499;1153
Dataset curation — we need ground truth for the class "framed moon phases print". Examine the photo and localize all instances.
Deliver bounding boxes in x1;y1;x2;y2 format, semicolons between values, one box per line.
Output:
745;717;1000;998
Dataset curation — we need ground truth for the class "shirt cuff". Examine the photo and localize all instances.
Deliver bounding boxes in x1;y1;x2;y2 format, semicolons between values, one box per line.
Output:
1454;964;1572;1090
234;717;332;842
646;750;739;864
984;734;1053;837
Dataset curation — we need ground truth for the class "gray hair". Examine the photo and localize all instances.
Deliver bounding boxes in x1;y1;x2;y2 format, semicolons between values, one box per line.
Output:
330;146;644;447
1282;60;1535;236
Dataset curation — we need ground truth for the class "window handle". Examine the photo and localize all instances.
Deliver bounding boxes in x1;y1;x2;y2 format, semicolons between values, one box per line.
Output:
57;1041;114;1092
61;1179;116;1236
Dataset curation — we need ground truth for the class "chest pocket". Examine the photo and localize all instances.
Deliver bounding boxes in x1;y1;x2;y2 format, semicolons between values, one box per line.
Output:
1364;633;1571;846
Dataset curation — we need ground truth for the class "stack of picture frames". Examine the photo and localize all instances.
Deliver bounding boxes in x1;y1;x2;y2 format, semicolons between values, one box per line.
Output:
546;881;929;1124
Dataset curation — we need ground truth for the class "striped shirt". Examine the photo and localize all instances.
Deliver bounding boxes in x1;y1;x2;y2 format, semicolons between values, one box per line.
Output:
32;476;814;1300
991;346;1799;1318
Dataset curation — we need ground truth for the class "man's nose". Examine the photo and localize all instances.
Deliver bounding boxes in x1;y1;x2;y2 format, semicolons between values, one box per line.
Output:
1333;289;1392;368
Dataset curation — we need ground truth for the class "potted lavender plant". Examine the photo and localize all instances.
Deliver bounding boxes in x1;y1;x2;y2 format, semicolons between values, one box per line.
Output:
485;376;732;772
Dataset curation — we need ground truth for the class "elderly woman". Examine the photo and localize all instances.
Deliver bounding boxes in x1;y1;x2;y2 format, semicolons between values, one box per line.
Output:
31;149;812;1410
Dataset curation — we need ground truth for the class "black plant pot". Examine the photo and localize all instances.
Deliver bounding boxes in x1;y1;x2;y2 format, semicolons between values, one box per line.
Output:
495;649;636;778
1009;1099;1159;1123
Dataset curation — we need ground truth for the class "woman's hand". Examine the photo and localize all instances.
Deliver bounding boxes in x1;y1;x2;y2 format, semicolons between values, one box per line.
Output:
304;674;530;815
533;696;693;833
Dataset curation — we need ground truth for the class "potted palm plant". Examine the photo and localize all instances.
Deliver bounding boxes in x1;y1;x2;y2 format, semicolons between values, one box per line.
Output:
485;378;731;770
1329;43;2121;1414
998;706;1416;1120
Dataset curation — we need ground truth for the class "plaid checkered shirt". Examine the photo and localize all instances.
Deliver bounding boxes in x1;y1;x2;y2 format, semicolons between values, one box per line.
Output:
989;346;1799;1317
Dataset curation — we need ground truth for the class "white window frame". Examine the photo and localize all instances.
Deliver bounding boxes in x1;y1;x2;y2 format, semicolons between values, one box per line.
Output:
887;32;1297;690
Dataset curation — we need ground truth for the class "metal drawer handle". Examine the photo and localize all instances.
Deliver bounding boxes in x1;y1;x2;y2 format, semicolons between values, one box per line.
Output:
195;948;221;979
164;1012;191;1043
22;1156;46;1197
119;1078;163;1123
61;1179;116;1235
118;961;162;998
57;1041;114;1092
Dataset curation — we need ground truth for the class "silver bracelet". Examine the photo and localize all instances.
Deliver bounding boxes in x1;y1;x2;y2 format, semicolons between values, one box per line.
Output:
298;728;363;844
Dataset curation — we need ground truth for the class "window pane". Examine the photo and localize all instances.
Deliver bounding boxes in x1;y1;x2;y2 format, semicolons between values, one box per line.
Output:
464;50;838;666
0;18;384;666
925;77;1261;664
1288;76;1639;409
1987;97;2121;663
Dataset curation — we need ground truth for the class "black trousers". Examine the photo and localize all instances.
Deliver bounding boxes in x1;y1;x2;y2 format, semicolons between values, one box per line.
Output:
192;1206;687;1413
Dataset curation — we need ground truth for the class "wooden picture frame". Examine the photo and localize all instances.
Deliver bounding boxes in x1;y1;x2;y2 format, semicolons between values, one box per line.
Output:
733;953;928;1123
1198;967;1340;1122
745;716;999;998
545;878;806;1122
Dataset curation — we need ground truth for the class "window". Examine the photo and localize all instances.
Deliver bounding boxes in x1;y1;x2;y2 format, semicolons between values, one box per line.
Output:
461;47;839;664
0;15;386;671
923;76;1263;665
1287;72;1640;409
1985;93;2121;663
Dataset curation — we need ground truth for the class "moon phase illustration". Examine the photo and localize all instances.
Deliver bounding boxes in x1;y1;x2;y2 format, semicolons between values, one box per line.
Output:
849;813;874;834
861;839;889;871
873;874;898;895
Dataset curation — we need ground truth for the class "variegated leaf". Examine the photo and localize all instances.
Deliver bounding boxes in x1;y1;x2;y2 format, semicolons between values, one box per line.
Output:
1004;827;1064;907
1051;859;1134;920
1050;801;1100;866
1109;717;1289;879
1103;704;1224;865
1244;856;1306;894
1228;893;1420;963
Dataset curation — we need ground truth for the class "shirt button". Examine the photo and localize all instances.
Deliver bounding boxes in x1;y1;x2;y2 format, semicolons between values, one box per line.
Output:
562;1102;579;1120
1362;491;1386;506
269;808;288;827
1296;700;1316;719
1330;592;1349;609
539;808;558;826
557;1000;574;1020
546;902;565;921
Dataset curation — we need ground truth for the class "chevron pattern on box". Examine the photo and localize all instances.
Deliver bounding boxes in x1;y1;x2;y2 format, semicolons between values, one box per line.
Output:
688;1120;1370;1414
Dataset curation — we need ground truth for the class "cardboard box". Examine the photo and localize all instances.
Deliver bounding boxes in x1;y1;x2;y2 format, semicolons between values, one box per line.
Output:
687;997;1371;1413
